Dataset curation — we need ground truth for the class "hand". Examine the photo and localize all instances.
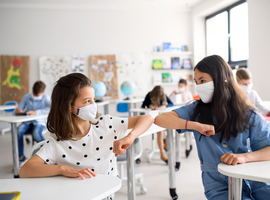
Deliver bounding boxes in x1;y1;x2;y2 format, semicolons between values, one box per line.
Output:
195;123;215;136
113;134;135;157
26;110;36;115
15;108;23;114
220;153;247;165
60;165;97;180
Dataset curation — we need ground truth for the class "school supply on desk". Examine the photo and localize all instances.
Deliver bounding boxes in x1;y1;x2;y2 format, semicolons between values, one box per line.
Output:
152;59;163;69
171;57;180;69
15;113;28;116
0;191;20;200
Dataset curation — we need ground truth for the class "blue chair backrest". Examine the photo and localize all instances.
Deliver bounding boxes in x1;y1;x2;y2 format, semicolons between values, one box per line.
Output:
4;101;17;112
117;103;129;113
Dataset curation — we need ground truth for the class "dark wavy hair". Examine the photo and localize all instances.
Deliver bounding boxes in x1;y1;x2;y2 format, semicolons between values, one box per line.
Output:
191;55;255;142
149;85;167;107
47;73;93;140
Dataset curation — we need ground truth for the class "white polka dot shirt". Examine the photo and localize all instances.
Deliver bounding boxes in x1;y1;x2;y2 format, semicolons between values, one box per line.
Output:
36;115;128;176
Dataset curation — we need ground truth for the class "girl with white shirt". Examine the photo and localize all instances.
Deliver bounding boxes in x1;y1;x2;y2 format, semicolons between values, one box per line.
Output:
20;73;213;180
236;68;270;116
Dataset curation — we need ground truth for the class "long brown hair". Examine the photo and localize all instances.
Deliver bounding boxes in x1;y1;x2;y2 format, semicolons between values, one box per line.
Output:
47;73;93;140
149;86;167;107
191;55;255;142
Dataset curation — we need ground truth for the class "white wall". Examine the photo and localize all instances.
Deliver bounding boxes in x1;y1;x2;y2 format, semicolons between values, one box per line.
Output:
0;5;192;95
248;0;270;100
192;0;270;101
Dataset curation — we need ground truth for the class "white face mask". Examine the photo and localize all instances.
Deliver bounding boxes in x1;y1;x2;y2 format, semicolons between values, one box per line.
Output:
178;87;185;93
32;94;43;101
72;103;98;123
240;83;253;92
196;81;214;103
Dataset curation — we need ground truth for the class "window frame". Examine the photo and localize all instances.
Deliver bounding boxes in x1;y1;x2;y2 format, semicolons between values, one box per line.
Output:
205;0;247;68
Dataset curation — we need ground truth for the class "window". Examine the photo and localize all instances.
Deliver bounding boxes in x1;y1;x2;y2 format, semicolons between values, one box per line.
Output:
206;0;248;68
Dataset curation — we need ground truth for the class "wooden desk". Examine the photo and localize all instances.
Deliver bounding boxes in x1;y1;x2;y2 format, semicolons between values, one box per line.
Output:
218;161;270;200
96;100;110;115
0;175;122;200
0;115;48;178
124;124;166;200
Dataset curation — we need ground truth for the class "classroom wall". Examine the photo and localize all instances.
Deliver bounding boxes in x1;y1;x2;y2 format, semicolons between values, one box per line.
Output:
192;0;270;101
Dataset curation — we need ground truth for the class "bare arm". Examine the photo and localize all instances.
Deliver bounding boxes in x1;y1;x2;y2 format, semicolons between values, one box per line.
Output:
221;146;270;165
113;115;154;156
154;111;215;136
20;154;96;179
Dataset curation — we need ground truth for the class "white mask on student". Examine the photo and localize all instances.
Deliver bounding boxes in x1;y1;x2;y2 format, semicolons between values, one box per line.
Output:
32;94;43;101
240;83;253;92
72;103;98;123
178;87;185;93
196;81;214;103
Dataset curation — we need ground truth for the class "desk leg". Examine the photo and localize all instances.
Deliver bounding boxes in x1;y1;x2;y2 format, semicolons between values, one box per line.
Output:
167;129;178;199
175;131;181;171
228;177;242;200
127;144;136;200
104;104;109;115
11;123;20;178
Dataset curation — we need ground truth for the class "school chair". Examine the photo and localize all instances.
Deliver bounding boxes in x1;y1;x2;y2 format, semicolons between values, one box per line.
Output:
116;103;129;118
117;138;147;194
1;101;18;135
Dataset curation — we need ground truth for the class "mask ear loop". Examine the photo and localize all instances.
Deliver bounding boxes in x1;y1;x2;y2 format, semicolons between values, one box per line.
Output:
71;105;80;115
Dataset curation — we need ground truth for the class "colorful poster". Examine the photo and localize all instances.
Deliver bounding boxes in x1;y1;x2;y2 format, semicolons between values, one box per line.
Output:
1;55;29;104
39;56;72;96
89;55;118;100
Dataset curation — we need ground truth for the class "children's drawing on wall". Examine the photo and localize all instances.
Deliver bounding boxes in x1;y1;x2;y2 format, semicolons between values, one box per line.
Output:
72;55;85;73
1;55;29;104
39;56;72;96
116;53;147;99
89;55;118;100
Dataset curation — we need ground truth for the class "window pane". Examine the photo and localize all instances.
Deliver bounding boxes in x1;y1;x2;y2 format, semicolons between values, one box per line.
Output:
206;11;228;62
230;2;249;61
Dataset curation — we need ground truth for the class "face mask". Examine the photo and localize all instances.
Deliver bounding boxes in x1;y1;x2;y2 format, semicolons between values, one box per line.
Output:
72;103;98;123
32;94;43;101
240;83;253;92
178;87;185;93
196;81;214;103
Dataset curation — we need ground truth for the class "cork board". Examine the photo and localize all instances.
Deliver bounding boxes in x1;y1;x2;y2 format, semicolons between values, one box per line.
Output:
89;55;118;100
1;55;29;104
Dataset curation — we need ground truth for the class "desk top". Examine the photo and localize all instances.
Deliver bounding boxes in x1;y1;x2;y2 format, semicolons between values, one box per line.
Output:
0;175;122;200
125;124;166;138
96;100;110;106
218;161;270;183
0;105;15;111
112;98;144;104
0;114;48;123
130;105;181;114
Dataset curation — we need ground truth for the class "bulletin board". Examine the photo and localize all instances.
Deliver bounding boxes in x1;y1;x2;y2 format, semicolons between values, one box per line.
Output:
89;55;118;100
116;53;148;99
0;55;29;104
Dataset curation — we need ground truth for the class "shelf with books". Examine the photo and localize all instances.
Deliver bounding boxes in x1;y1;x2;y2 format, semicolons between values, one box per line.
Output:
151;51;193;57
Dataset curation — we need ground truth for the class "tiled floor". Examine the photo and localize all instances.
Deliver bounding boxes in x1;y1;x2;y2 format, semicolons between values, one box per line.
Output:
0;131;206;200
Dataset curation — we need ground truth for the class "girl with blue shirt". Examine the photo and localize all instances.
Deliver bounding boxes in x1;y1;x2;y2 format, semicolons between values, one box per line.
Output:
155;55;270;199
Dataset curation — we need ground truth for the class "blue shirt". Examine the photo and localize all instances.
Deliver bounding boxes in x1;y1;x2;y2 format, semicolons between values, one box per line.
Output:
174;101;270;199
15;93;51;127
141;92;174;108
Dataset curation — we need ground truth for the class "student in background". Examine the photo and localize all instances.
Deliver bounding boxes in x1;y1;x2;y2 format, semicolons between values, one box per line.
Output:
236;68;270;116
170;79;193;104
20;73;154;180
155;55;270;199
15;81;51;163
141;85;173;164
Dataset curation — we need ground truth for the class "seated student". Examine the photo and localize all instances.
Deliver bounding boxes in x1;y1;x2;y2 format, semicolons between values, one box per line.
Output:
19;73;154;180
170;79;193;104
15;81;51;163
155;55;270;199
141;85;173;164
236;68;270;116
